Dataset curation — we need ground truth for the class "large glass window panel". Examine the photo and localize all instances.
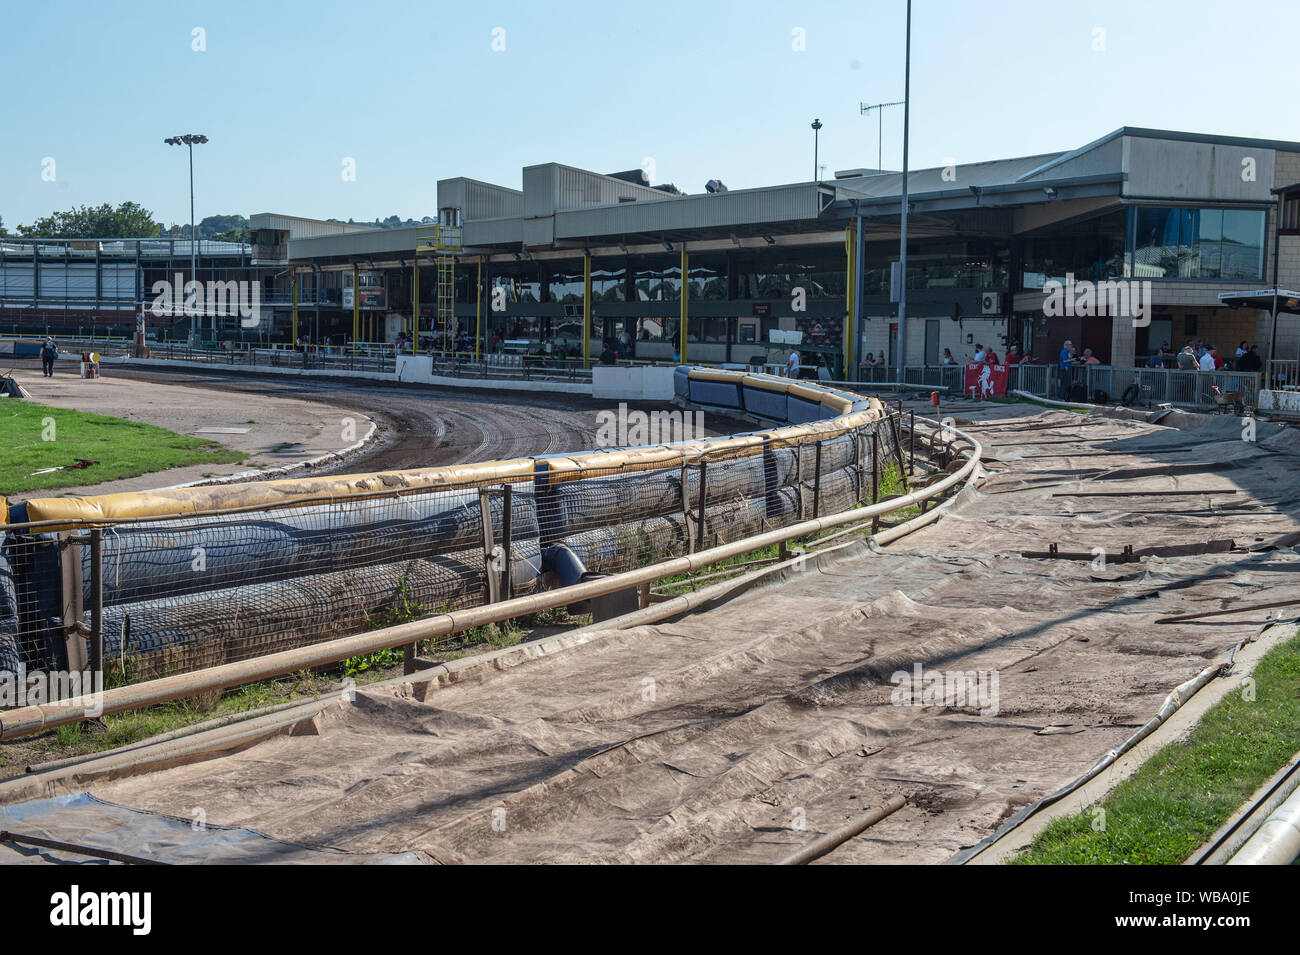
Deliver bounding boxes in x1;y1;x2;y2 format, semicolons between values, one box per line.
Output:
591;265;625;302
1220;209;1266;281
1196;209;1223;279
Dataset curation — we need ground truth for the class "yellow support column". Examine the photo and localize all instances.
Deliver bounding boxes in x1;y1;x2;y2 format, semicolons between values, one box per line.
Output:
583;252;592;368
412;259;419;348
291;271;298;346
475;257;482;362
352;264;359;353
679;246;688;365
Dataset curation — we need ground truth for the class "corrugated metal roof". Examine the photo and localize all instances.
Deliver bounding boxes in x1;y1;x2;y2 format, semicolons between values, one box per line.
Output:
555;182;823;238
523;164;668;219
437;178;523;220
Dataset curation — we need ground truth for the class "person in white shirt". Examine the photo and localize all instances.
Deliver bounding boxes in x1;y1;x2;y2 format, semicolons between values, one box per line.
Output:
786;348;800;377
1198;349;1216;371
972;344;986;363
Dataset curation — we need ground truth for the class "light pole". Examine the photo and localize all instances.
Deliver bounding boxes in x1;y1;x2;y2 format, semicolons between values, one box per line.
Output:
859;100;904;170
811;118;823;181
895;0;912;380
165;133;208;345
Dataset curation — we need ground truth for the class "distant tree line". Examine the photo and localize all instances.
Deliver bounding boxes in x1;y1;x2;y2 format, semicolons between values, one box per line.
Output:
1;205;434;242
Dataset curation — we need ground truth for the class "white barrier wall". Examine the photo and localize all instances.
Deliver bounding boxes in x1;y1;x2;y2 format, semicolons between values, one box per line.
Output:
593;364;676;401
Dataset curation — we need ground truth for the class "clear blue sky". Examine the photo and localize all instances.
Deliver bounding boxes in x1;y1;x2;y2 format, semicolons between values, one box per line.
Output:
2;0;1297;229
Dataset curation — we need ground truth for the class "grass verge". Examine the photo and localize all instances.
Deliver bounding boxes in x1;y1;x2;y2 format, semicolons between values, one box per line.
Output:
1011;628;1300;865
1;400;244;495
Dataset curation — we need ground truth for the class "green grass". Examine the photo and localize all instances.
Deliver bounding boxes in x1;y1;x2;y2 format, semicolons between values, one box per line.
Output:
1012;629;1300;865
1;400;244;495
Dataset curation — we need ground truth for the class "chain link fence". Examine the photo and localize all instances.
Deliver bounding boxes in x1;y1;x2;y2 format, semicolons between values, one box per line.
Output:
2;385;901;690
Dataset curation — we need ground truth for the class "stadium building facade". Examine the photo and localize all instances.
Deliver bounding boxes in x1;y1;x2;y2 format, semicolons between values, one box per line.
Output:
4;127;1298;377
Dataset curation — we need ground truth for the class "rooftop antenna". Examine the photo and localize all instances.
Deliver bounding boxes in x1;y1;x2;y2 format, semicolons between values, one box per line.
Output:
859;100;903;171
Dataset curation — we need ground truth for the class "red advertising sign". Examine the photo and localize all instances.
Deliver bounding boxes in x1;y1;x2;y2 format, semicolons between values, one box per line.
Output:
963;362;1008;398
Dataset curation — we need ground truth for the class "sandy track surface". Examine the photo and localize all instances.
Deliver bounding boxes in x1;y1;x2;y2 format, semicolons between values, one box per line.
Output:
90;364;733;473
83;403;1300;862
11;364;373;495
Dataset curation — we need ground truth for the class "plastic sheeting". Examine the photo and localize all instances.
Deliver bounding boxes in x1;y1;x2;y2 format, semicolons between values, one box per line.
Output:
0;793;422;864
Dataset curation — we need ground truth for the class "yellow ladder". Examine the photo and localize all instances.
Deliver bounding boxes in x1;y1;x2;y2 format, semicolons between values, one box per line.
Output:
416;225;462;354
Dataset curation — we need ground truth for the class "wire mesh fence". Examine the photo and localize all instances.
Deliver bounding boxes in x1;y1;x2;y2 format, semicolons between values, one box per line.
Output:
1;410;903;691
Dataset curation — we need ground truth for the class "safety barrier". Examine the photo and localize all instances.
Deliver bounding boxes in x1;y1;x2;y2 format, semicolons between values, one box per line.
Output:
1;368;901;688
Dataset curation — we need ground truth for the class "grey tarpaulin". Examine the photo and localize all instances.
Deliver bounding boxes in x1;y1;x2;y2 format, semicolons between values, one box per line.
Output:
0;793;422;864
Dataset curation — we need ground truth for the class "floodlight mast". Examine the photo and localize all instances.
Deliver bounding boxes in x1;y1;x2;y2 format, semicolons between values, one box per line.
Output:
165;134;209;344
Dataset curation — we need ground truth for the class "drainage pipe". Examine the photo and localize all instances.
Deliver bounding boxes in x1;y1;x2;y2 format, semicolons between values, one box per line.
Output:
0;419;980;740
1228;783;1300;865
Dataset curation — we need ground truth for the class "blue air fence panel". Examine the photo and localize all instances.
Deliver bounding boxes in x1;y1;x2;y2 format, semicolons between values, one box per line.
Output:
742;384;788;422
687;377;744;410
787;394;826;424
673;366;690;400
9;534;66;671
0;532;21;675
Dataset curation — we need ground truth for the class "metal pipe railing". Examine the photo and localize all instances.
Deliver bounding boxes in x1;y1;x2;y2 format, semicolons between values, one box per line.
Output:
0;416;980;740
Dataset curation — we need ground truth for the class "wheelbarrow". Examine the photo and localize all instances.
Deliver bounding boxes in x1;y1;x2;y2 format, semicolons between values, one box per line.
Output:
1210;387;1244;415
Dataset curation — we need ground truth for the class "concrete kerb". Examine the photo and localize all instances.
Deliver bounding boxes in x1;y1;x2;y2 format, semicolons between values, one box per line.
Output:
960;618;1299;865
156;416;378;491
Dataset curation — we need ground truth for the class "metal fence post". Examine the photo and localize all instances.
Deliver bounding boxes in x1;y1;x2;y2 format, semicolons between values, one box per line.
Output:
478;487;499;604
694;461;708;553
909;409;915;475
870;430;879;533
501;483;514;602
89;528;103;681
812;440;823;519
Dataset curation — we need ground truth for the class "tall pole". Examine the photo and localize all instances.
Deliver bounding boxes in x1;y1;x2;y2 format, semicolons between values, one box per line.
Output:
895;0;911;380
188;140;197;343
811;119;823;181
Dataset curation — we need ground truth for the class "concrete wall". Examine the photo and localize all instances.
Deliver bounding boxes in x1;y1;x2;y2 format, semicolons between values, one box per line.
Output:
592;364;677;401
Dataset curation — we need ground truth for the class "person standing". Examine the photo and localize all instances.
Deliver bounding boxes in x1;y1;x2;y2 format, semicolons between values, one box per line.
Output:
1177;345;1198;371
1058;339;1076;401
786;347;801;378
1198;347;1217;372
40;337;57;377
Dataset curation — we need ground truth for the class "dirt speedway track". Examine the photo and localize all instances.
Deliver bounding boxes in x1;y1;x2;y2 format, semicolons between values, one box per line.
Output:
33;402;1300;863
95;364;732;471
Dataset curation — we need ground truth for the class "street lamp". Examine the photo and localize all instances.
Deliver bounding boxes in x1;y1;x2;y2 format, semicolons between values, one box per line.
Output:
164;133;209;345
811;119;823;182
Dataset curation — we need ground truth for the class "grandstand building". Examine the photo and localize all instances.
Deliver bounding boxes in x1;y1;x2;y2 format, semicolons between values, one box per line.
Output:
5;127;1298;376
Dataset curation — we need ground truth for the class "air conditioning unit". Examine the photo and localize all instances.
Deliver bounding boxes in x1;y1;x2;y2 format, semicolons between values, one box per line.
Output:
981;292;1002;315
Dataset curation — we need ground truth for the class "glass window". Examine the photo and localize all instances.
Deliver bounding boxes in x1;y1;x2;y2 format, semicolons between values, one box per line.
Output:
1220;209;1266;281
592;265;625;302
1132;206;1265;281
